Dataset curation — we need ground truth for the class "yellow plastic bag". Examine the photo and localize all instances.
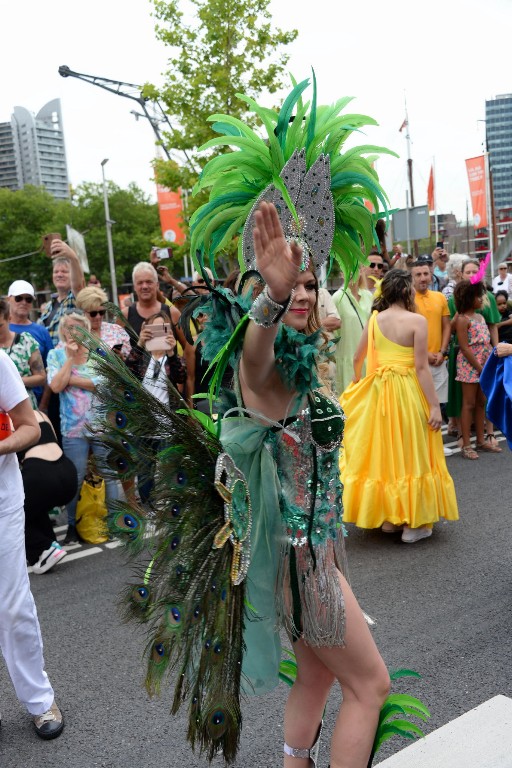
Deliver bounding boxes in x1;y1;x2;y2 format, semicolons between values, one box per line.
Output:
76;472;108;544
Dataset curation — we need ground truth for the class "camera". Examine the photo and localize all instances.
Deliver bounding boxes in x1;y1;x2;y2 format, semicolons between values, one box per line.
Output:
153;247;173;261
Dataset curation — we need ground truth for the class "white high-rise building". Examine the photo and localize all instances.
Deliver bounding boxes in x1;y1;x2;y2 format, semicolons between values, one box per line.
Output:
0;99;70;200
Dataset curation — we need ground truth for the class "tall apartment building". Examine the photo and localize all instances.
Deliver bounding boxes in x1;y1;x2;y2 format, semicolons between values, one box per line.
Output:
486;93;512;211
0;99;70;199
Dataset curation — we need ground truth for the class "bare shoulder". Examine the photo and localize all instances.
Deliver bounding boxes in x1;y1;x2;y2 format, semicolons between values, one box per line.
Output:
411;312;427;328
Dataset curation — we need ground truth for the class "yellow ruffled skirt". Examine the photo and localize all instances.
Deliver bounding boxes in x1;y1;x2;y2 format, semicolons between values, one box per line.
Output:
340;364;459;529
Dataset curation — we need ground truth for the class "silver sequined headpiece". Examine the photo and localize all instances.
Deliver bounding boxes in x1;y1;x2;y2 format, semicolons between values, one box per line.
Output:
242;149;335;272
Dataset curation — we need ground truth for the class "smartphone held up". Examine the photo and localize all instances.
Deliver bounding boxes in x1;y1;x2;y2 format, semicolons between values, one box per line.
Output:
145;323;173;352
153;247;173;261
42;233;62;258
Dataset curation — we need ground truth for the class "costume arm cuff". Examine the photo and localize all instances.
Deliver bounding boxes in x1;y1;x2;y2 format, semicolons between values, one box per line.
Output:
248;286;295;328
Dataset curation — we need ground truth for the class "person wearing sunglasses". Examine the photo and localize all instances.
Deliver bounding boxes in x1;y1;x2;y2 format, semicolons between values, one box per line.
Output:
0;299;46;409
192;267;214;295
7;281;53;402
362;252;384;293
76;287;130;359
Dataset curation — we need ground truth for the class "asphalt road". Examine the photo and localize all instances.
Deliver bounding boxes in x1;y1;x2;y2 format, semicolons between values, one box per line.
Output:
0;440;511;768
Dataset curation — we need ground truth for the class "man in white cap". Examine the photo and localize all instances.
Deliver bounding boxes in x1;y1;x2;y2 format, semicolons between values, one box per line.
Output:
8;281;53;374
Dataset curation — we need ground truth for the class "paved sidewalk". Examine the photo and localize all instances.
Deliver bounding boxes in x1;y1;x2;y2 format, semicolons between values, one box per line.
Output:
376;695;512;767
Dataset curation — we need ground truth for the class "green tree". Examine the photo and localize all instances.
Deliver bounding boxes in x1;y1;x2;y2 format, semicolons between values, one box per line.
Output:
145;0;298;267
0;186;72;293
0;183;161;297
69;182;161;288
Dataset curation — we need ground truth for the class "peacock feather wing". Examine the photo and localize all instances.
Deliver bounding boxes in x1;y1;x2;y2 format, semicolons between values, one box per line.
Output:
78;335;251;764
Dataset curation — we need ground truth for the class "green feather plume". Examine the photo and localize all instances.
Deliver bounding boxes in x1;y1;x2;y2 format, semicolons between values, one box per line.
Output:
189;72;398;279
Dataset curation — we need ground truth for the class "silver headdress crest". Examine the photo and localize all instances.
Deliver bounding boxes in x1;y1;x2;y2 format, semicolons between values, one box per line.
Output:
242;149;335;272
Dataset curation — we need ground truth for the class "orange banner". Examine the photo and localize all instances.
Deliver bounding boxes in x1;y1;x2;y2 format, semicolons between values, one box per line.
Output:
465;156;487;229
427;165;434;212
156;185;185;245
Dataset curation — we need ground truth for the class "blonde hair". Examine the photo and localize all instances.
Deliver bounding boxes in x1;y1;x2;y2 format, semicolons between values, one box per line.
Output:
58;311;91;342
193;267;214;283
76;286;108;312
446;254;466;281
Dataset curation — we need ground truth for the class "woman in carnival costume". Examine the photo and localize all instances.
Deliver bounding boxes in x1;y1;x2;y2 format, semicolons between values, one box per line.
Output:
88;76;395;768
224;201;391;768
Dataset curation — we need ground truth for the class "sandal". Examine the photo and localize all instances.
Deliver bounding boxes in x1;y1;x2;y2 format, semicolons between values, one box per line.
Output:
481;433;502;451
476;437;502;453
461;445;479;460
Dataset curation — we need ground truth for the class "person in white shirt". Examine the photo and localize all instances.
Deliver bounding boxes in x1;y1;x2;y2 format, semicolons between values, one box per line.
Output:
492;263;512;294
0;351;64;739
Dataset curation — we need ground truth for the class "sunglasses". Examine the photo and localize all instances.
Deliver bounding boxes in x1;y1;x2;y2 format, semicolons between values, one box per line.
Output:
87;309;106;318
369;262;384;270
14;295;34;303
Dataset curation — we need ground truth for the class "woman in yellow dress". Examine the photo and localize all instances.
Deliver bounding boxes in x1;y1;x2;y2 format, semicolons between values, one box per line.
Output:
340;270;459;543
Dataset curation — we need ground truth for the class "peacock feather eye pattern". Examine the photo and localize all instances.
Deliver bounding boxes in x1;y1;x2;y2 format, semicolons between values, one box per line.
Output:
165;604;183;631
207;708;228;739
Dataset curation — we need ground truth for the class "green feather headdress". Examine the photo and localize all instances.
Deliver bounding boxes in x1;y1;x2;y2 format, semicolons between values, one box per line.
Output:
189;73;397;283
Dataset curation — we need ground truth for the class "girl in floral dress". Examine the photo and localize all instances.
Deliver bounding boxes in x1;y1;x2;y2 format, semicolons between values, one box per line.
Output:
454;280;499;459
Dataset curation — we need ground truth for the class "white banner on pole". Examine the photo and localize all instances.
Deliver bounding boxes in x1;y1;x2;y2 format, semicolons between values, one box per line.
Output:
66;225;89;274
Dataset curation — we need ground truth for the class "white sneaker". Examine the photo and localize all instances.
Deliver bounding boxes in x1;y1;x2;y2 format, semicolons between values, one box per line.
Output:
32;542;67;574
443;446;454;456
401;525;433;544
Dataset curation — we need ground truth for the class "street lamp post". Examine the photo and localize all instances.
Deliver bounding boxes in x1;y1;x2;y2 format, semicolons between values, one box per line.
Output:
100;159;118;306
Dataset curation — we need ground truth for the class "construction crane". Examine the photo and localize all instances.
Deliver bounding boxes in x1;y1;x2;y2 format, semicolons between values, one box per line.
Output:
58;65;196;171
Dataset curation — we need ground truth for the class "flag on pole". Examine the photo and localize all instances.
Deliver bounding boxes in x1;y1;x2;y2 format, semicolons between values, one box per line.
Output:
156;184;186;245
465;156;488;228
399;118;408;132
427;165;435;212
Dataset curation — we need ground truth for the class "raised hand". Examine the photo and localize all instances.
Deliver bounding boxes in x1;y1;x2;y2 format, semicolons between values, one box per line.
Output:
65;341;81;360
252;202;303;303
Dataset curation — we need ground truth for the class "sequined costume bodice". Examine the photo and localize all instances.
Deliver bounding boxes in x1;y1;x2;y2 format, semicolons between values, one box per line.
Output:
268;399;342;549
220;387;347;695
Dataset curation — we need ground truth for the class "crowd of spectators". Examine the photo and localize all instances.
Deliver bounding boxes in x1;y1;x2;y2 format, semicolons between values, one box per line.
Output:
1;239;510;572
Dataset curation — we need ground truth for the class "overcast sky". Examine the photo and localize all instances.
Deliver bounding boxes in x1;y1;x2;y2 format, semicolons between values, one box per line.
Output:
3;0;510;225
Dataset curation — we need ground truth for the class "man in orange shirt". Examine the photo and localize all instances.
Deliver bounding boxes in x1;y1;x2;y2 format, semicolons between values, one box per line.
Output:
412;255;452;455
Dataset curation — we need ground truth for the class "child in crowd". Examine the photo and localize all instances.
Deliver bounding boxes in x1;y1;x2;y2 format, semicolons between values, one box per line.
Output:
495;290;512;343
454;280;501;459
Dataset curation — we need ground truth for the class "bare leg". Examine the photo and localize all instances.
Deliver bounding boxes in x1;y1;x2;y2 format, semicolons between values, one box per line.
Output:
284;572;390;768
473;386;486;445
283;641;334;768
460;382;478;447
